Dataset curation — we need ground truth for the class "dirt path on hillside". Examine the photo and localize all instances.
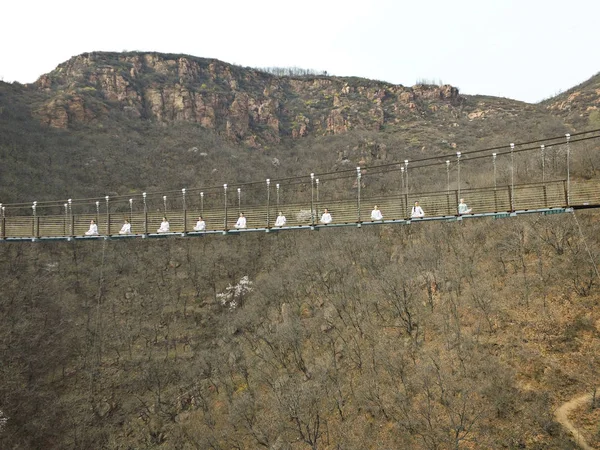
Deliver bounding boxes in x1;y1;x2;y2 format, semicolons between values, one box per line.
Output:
554;390;598;450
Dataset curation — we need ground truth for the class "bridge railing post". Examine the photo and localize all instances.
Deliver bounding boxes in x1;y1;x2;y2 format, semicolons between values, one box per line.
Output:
1;217;5;240
310;174;315;226
541;145;545;182
404;160;409;194
401;166;405;196
315;178;320;223
456;152;461;200
105;196;110;236
508;185;514;212
266;179;271;228
224;184;229;231
63;203;67;236
566;133;571;205
356;167;361;223
182;188;187;233
403;193;409;219
142;192;147;235
492;153;497;190
35;216;40;239
510;143;515;210
494;189;498;212
563;180;569;206
454;190;460;215
32;202;37;238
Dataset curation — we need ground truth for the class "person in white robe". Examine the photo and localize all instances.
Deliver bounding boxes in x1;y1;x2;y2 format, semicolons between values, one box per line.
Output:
371;205;383;221
458;198;472;215
85;219;99;236
411;201;425;218
274;212;286;227
235;213;247;229
157;217;170;233
320;208;332;224
119;219;131;234
193;216;206;231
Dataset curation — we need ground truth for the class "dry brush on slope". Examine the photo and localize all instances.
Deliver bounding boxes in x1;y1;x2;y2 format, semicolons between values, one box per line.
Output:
1;213;600;449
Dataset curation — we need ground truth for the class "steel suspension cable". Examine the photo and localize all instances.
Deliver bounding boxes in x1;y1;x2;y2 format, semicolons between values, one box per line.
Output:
3;129;600;208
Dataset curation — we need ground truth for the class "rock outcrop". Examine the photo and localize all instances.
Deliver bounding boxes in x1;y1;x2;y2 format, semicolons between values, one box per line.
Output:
33;52;465;145
542;72;600;128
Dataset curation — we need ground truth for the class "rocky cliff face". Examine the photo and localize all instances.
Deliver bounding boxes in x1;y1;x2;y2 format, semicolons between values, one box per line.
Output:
542;73;600;128
34;52;464;146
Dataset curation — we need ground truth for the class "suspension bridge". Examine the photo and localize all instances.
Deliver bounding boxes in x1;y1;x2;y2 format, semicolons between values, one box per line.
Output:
2;130;600;242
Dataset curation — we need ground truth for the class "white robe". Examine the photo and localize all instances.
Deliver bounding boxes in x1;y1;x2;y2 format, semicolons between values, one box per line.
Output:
157;221;170;233
274;215;286;227
119;223;131;234
235;217;247;229
193;220;206;231
85;223;99;236
371;209;383;221
411;206;424;218
458;203;472;214
320;213;332;224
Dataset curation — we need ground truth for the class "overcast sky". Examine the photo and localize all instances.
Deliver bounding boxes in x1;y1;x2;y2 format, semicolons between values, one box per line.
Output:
1;0;598;103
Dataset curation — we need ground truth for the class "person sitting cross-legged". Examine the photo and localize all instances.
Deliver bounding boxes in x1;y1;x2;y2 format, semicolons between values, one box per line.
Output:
274;212;286;227
458;198;472;215
157;217;170;233
235;212;247;229
320;208;332;224
119;219;132;234
193;216;206;231
411;201;425;219
371;205;383;221
85;219;99;236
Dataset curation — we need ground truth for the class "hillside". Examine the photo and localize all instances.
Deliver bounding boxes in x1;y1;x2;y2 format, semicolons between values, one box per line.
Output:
0;51;575;203
1;216;599;449
543;72;600;129
1;52;600;449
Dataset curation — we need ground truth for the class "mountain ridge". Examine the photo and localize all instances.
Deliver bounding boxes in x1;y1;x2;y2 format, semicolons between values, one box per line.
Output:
31;51;465;146
0;51;595;202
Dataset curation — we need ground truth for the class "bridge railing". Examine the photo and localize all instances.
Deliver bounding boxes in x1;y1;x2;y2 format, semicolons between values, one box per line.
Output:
0;178;585;240
570;179;600;206
3;130;599;240
0;180;576;238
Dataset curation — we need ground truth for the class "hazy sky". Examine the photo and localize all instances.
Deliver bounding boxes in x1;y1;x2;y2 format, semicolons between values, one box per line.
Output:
1;0;598;103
